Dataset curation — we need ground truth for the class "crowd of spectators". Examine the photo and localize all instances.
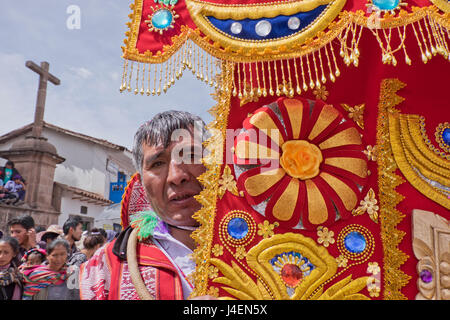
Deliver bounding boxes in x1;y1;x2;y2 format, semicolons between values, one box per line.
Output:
0;214;118;300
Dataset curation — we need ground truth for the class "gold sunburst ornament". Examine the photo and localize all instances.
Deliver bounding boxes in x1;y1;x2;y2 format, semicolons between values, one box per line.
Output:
145;5;179;34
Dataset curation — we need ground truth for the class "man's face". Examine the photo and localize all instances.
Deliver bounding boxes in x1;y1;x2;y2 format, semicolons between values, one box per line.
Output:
71;223;83;241
10;224;28;246
141;133;206;228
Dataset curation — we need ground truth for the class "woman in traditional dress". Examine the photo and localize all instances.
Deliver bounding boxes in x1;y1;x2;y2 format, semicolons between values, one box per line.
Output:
22;239;71;300
0;236;23;300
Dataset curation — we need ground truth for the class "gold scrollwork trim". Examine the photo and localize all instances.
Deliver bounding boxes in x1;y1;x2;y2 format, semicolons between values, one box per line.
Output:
209;232;371;300
350;6;432;29
430;9;450;29
388;112;450;209
430;0;450;13
185;0;344;51
186;0;334;20
190;61;234;298
376;78;411;300
123;2;447;64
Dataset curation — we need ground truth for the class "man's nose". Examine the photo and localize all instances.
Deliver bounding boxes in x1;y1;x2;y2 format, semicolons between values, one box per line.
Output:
167;160;189;186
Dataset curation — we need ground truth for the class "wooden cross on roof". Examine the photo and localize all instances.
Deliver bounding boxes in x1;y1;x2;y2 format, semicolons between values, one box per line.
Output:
25;61;61;138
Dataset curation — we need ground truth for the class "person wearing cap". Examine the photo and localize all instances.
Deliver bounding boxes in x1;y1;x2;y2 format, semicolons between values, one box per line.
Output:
38;225;63;250
4;174;26;205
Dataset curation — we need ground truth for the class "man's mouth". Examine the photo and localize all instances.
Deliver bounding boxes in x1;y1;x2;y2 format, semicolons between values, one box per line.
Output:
169;192;198;204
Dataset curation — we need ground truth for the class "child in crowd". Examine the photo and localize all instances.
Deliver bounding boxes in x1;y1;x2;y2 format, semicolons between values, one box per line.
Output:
20;248;47;269
0;180;15;204
4;175;26;205
22;239;70;300
0;236;23;300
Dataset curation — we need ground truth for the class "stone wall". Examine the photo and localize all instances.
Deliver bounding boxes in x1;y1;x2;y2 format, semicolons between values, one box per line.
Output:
0;203;60;234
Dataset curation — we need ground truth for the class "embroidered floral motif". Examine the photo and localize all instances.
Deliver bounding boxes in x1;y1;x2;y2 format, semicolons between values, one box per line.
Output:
336;254;348;268
313;85;329;101
257;220;279;239
240;83;259;106
366;261;381;298
367;262;381;275
212;244;224;257
207;286;219;297
352;188;379;223
317;226;335;247
341;103;365;129
363;145;378;161
280;140;323;180
277;80;294;98
209;233;371;300
234;97;367;229
218;165;239;198
208;265;219;279
367;282;381;297
235;247;246;260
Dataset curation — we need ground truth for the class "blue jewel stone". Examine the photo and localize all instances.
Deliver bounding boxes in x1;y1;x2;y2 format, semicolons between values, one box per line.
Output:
227;217;248;240
442;128;450;146
344;231;367;254
372;0;400;10
152;9;173;29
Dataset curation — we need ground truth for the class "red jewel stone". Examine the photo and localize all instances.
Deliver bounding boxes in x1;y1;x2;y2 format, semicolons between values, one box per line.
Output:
280;264;303;287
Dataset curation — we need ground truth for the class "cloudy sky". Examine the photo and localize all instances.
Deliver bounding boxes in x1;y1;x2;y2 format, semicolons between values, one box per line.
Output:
0;0;214;149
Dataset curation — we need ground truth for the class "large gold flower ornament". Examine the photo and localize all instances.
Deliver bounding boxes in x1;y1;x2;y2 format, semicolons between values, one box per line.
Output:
233;97;368;230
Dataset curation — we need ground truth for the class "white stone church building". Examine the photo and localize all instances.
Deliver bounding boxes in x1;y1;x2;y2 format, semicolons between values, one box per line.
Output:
0;121;135;232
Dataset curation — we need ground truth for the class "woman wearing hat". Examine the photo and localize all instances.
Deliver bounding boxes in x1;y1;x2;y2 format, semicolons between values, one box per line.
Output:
37;225;63;250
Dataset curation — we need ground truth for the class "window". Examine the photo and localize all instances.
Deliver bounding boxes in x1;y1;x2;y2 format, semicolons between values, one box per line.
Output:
80;206;88;214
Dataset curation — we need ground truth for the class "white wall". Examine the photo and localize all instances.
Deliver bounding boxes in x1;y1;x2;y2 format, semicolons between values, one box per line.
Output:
45;129;108;195
58;196;104;226
0;127;134;229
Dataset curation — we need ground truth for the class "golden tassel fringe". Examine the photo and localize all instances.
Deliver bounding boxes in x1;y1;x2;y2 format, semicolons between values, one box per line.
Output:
120;7;449;95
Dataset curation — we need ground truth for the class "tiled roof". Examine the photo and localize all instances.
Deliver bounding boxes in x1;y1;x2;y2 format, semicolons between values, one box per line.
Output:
0;122;130;152
55;182;114;206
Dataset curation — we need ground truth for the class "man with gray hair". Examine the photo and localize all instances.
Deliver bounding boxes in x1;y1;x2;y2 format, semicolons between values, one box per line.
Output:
80;110;213;300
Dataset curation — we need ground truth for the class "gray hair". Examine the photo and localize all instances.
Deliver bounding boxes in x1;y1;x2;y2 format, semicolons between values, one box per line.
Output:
132;110;209;174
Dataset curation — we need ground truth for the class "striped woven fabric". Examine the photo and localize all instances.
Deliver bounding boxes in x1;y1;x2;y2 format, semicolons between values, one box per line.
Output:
22;265;68;298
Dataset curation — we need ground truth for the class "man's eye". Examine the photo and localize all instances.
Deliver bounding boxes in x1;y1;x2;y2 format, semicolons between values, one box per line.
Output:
151;161;164;168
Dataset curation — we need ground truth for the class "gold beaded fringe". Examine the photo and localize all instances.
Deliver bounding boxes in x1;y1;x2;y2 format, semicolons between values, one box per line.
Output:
120;9;449;96
120;39;222;95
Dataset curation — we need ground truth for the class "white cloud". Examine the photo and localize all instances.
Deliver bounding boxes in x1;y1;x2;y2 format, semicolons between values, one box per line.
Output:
69;66;93;79
110;72;120;81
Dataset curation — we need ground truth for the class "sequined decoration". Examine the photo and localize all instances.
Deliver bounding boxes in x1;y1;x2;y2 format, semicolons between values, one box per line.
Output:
435;122;450;154
219;210;256;248
337;224;374;262
145;5;179;34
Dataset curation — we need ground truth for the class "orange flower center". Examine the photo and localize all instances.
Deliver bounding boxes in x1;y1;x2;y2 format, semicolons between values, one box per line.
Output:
280;140;323;180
